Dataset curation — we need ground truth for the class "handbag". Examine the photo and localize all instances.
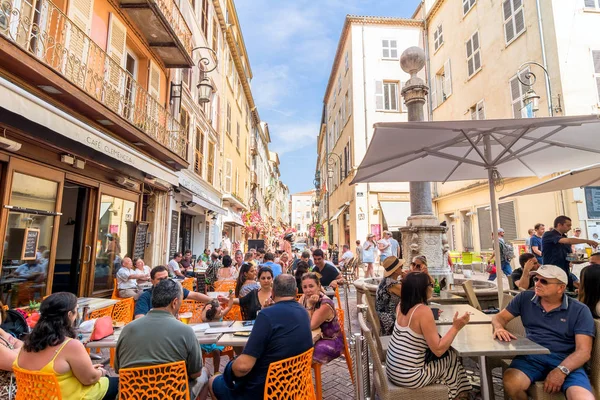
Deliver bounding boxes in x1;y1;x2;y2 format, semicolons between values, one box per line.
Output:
486;263;496;274
89;316;114;341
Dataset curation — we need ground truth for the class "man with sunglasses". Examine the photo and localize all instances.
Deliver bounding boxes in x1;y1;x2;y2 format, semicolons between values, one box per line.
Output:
492;265;595;400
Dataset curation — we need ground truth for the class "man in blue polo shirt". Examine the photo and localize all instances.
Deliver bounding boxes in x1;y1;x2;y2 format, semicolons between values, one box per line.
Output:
260;252;282;277
491;265;595;400
209;274;312;400
134;265;215;319
542;216;597;290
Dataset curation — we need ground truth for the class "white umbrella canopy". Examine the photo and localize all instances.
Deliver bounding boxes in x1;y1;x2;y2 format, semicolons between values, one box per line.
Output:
500;163;600;199
352;115;600;298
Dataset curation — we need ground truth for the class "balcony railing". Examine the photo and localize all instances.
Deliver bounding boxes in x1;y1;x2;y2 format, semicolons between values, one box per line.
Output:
0;0;187;159
153;0;192;56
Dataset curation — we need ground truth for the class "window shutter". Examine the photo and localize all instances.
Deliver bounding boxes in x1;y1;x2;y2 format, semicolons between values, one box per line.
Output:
462;214;473;250
463;0;470;14
499;201;517;240
466;38;474;77
477;206;493;250
68;0;94;54
443;59;452;97
473;33;481;70
593;50;600;74
434;29;439;51
225;159;232;193
585;0;596;7
477;100;485;120
105;13;127;110
438;25;443;45
148;60;160;99
375;80;384;109
347;87;352;117
504;0;515;43
431;78;438;109
514;7;525;35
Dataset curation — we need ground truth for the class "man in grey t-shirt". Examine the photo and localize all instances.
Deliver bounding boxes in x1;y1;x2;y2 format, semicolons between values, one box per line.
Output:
115;279;209;399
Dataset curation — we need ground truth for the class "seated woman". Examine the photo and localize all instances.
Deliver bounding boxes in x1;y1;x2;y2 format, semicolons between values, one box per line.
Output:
216;255;237;281
14;293;118;400
294;261;310;295
386;272;471;399
235;263;260;298
375;256;403;336
300;273;343;364
579;264;600;318
0;301;22;399
133;258;152;285
410;255;429;274
236;267;273;320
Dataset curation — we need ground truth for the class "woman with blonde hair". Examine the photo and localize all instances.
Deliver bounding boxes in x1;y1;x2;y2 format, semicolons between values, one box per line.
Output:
362;234;377;278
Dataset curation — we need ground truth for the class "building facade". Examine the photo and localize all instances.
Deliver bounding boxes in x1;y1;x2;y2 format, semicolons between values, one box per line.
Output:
291;190;315;235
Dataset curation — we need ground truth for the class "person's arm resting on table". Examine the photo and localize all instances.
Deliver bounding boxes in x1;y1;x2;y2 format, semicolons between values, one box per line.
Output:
492;309;518;342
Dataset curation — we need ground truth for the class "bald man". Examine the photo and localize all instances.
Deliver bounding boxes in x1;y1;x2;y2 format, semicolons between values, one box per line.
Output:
116;257;148;299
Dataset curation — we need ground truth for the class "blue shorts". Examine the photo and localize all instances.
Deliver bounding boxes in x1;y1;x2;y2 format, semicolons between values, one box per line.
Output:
509;353;592;393
211;374;245;400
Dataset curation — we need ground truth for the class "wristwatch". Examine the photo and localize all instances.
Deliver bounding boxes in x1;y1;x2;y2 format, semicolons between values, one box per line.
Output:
557;365;570;376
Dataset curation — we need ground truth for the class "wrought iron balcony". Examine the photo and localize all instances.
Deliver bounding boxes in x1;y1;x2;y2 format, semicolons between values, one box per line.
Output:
0;0;187;159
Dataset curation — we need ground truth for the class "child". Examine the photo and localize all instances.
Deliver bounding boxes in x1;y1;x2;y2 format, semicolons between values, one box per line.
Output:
200;297;234;374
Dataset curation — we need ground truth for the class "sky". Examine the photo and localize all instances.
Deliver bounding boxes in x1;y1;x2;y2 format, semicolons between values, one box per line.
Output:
235;0;421;196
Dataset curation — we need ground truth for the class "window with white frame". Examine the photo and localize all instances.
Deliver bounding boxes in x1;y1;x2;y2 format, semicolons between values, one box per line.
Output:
344;51;349;72
375;81;399;111
470;100;485;120
430;60;452;109
503;0;525;45
342;94;346;123
466;31;481;78
346;89;352;119
337;74;342;93
381;39;398;59
593;50;600;103
585;0;600;9
463;0;476;15
509;67;530;118
434;25;443;52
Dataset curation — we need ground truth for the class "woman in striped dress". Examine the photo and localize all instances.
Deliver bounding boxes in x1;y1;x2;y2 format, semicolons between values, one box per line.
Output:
386;272;472;399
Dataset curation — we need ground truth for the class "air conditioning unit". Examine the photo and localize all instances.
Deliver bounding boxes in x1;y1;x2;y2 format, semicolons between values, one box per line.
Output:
116;176;139;190
0;137;21;152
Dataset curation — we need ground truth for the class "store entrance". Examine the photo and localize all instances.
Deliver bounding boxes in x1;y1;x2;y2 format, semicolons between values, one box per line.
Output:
52;182;94;295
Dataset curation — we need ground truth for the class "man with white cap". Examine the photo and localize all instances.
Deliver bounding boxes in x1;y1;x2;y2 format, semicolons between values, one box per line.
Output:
491;265;595;400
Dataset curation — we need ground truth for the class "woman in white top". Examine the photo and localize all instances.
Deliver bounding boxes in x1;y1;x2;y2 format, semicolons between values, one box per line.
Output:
386;272;472;399
133;258;152;285
216;255;237;281
362;234;377;278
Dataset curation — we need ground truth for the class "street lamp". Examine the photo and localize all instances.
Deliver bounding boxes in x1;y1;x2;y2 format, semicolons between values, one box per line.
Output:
516;61;558;117
192;47;218;103
326;152;344;181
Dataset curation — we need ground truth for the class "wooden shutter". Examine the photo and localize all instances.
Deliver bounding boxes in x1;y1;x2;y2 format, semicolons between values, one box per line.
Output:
477;100;485;119
585;0;597;7
148;60;160;99
477;206;493;250
194;127;204;176
514;0;525;35
66;0;94;79
473;32;481;71
510;76;522;117
503;0;514;43
347;87;352;116
499;201;517;240
225;159;232;193
105;13;127;110
466;37;474;77
431;77;438;109
462;213;473;250
375;81;384;110
593;50;600;74
444;59;452;97
207;141;215;185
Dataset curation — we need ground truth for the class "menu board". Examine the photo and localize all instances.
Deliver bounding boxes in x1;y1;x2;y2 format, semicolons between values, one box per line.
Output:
169;211;179;258
22;228;40;260
132;222;149;261
585;187;600;220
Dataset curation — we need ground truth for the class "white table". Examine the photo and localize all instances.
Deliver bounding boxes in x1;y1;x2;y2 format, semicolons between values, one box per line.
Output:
438;324;549;400
77;298;119;313
429;291;469;305
430;304;491;325
207;292;229;299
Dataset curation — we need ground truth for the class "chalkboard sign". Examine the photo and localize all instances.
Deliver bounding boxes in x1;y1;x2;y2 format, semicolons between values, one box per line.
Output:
22;228;40;260
132;222;149;261
169;211;179;258
248;239;264;251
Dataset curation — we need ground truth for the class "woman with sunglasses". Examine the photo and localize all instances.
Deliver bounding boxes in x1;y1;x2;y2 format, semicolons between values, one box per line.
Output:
410;255;429;274
386;272;472;399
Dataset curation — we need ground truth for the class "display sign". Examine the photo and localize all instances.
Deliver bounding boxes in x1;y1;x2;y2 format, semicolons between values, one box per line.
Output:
169;211;179;258
248;239;265;251
585;187;600;220
132;222;149;261
22;228;40;260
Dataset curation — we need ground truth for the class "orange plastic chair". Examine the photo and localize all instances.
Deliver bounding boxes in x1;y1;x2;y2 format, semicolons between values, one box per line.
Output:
87;304;115;320
109;298;134;368
223;304;242;321
182;277;195;292
334;287;342;309
118;360;190;400
296;294;303;302
264;347;315;400
111;279;122;300
213;280;236;294
179;300;205;323
312;308;354;400
2;305;8;311
13;366;62;400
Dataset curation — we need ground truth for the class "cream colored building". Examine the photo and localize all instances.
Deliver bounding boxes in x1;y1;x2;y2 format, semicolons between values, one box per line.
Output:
415;0;600;252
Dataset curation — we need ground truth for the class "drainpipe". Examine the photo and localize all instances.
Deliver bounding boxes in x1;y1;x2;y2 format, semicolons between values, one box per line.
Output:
535;0;553;117
421;0;433;121
361;18;371;243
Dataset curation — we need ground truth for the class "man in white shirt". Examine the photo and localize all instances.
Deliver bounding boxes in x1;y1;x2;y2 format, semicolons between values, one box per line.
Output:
387;232;400;258
338;244;354;269
116;257;147;299
168;252;185;279
378;231;392;264
220;232;232;254
571;227;588;254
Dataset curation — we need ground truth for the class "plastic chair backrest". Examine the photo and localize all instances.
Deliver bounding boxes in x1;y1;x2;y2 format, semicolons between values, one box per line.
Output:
87;304;115;321
461;252;473;264
223;304;242;321
296;294;303;302
182;278;195;292
179;300;204;323
264;347;315;400
112;298;134;324
111;279;120;300
13;366;62;400
334;287;342;309
472;254;483;263
461;280;482;311
213;280;236;294
357;311;388;394
119;361;190;400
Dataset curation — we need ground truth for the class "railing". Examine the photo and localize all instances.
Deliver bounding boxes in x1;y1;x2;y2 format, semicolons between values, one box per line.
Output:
0;0;187;159
153;0;192;56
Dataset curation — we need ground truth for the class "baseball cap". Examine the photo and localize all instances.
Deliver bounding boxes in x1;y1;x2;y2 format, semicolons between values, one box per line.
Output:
497;228;505;233
529;264;568;285
575;227;582;232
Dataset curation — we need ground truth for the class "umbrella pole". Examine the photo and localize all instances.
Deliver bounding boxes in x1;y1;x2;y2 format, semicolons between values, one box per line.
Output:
487;167;504;303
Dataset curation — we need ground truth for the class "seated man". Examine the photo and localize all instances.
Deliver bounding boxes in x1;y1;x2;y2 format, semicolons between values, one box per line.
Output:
209;274;312;400
511;253;540;290
338;244;354;270
291;250;314;272
134;265;216;319
311;249;343;288
116;279;210;399
260;253;282;278
168;252;185;279
492;265;595;400
116;257;146;300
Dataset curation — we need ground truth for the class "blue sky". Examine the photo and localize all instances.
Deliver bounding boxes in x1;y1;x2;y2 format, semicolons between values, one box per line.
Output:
236;0;421;195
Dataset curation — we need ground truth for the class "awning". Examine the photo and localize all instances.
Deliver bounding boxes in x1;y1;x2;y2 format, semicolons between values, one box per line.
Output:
330;202;350;222
191;195;227;216
0;77;179;186
223;209;244;226
379;201;411;230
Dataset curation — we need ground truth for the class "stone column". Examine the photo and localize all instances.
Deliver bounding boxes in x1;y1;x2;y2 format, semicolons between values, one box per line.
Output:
398;47;453;285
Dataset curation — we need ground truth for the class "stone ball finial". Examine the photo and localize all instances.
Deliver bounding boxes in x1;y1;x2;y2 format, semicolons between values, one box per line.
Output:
400;46;426;75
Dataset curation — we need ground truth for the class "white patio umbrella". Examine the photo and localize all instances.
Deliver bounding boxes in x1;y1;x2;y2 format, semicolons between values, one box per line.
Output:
499;163;600;199
351;114;600;297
